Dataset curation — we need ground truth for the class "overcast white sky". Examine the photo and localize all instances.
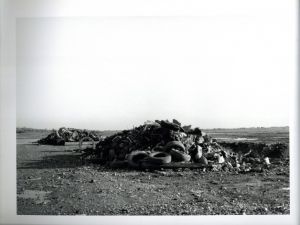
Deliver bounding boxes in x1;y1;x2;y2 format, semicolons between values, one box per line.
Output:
16;5;294;130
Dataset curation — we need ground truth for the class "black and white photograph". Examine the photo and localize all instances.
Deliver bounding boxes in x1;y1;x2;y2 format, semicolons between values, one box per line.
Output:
0;0;299;224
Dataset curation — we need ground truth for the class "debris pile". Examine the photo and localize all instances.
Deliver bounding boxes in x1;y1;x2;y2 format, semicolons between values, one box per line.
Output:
219;142;289;159
37;127;100;146
82;119;285;172
37;132;65;146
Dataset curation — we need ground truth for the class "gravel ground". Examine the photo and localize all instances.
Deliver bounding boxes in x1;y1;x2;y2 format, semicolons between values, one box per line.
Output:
17;136;290;215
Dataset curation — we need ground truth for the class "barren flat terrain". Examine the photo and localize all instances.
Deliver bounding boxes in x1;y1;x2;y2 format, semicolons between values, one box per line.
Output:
17;128;289;215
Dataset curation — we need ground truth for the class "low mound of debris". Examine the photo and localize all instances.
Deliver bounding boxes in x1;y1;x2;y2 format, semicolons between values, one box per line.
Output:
81;119;288;172
37;127;100;146
219;142;289;159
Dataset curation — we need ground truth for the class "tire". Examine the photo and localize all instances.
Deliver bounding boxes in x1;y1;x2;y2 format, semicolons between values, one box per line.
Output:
128;151;149;168
142;152;172;165
164;141;185;152
169;149;191;162
79;136;95;150
56;130;61;138
196;156;208;165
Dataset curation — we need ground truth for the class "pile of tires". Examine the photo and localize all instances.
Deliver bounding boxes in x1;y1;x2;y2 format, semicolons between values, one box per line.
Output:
127;140;208;169
127;151;171;169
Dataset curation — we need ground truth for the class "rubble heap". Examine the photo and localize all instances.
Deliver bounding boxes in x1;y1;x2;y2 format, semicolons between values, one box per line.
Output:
93;119;222;164
37;127;100;146
219;142;289;160
82;119;281;172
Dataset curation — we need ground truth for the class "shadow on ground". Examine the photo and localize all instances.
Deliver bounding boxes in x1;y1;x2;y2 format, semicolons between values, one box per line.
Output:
18;153;83;169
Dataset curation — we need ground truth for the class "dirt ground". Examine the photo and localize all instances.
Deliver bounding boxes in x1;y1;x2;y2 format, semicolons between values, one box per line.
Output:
17;130;290;215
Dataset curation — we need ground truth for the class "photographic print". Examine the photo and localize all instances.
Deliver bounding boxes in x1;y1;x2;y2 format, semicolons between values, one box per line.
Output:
15;16;291;216
0;1;296;224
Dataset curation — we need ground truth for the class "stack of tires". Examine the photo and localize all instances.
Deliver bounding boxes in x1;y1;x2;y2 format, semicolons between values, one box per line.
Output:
128;151;172;169
126;140;208;169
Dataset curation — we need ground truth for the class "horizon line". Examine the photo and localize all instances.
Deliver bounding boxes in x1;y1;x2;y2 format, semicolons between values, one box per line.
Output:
16;125;290;131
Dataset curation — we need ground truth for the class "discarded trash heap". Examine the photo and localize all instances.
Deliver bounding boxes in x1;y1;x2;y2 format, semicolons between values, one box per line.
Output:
89;119;288;171
92;120;231;168
38;127;100;145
